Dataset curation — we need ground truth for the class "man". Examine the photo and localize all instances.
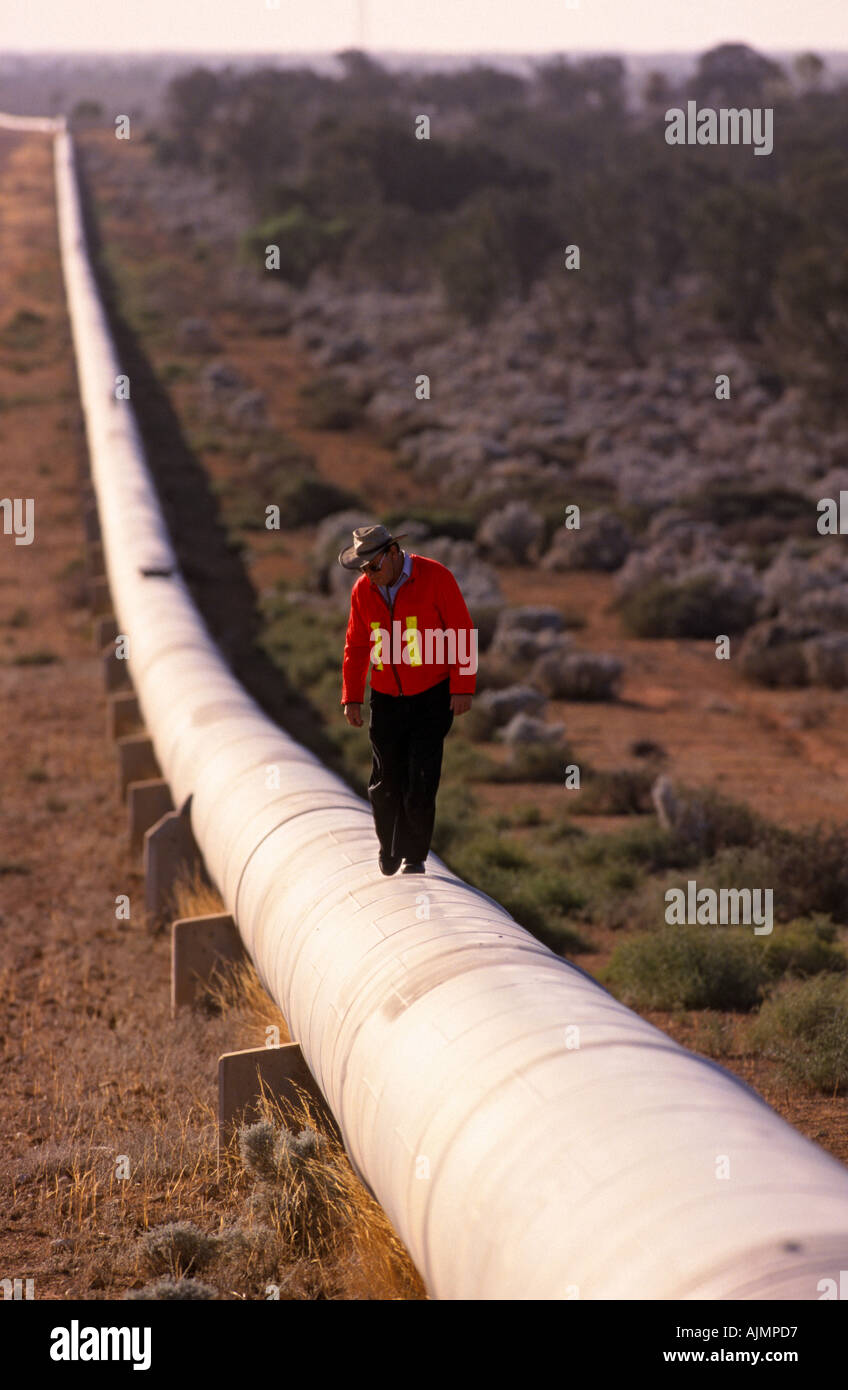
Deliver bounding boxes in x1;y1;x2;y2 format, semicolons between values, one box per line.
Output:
339;523;476;876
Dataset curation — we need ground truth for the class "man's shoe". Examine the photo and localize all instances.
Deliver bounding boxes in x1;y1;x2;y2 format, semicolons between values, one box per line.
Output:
379;851;402;876
401;859;426;874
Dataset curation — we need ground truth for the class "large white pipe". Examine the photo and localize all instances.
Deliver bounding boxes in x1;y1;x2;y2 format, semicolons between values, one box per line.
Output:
42;120;848;1299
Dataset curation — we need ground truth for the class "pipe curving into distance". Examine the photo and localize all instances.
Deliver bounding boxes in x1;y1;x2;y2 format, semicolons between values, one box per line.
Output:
38;118;848;1299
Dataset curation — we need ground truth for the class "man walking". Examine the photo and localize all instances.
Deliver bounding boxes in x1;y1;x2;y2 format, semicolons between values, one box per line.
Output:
339;524;476;875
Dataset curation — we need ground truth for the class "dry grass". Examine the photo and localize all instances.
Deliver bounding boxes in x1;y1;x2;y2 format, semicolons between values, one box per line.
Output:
212;1088;427;1300
172;864;226;921
4;868;427;1299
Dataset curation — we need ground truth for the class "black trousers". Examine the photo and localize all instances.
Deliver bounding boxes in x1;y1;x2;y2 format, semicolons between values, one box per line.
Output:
367;677;453;863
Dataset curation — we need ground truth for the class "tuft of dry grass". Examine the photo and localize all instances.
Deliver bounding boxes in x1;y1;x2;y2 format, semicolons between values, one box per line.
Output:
172;863;227;921
217;1088;428;1299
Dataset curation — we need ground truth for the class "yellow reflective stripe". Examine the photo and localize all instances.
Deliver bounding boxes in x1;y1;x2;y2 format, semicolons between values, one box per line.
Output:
405;614;422;665
370;620;383;670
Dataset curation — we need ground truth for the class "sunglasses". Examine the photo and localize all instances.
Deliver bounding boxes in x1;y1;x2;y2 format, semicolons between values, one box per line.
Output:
361;548;391;574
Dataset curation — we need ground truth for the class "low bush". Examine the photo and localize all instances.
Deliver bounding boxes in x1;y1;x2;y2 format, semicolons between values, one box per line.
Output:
440;736;498;783
380;507;481;541
442;831;589;952
138;1223;218;1279
751;975;848;1092
577;768;655;815
240;1119;346;1260
604;927;768;1011
683;484;811;544
241;208;348;288
431;783;480;855
636;836;848;936
298;375;364;430
1;307;47;350
11;649;60;666
596;821;698;872
276;469;361;525
618;574;757;638
762;916;846;980
462;702;500;742
475;652;526;691
756;825;848;923
658;784;764;860
482;742;574;783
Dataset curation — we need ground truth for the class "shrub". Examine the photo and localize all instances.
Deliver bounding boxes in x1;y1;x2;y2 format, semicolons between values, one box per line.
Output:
683;484;810;543
450;832;533;876
239;1119;346;1260
380;507;480;541
341;203;429;291
483;872;587;950
239;1119;278;1182
601;822;698;872
1;308;47;350
475;652;526;691
443;833;588;950
462;702;500;742
483;742;575;783
277;469;361;524
577;768;655;815
431;783;479;854
11;649;59;666
604;927;768;1010
762;916;846;980
751;975;848;1092
138;1223;218;1278
630;739;667;761
618;574;757;638
440;736;498;783
760;825;848;924
531;650;623;701
657;784;764;860
241;207;348;287
298;375;364;430
691;1011;739;1059
739;618;815;688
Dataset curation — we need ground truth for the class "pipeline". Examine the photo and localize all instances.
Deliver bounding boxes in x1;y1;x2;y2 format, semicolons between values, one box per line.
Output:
6;111;848;1298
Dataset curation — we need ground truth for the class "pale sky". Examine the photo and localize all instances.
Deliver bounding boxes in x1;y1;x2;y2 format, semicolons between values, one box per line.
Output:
1;0;845;54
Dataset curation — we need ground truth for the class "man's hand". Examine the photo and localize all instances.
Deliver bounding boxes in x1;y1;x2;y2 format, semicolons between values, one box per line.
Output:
450;693;473;716
343;703;363;727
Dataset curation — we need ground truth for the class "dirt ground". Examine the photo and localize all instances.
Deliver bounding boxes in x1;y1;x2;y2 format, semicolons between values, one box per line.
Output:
1;126;845;1303
0;126;236;1300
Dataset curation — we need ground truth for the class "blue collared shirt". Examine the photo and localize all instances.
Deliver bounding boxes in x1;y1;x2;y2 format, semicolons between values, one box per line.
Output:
379;549;412;606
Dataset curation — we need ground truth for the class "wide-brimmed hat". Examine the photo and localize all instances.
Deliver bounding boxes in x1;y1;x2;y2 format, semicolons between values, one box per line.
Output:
338;524;407;570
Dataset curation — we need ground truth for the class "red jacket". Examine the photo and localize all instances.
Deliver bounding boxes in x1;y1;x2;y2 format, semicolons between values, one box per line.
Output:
342;553;477;703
